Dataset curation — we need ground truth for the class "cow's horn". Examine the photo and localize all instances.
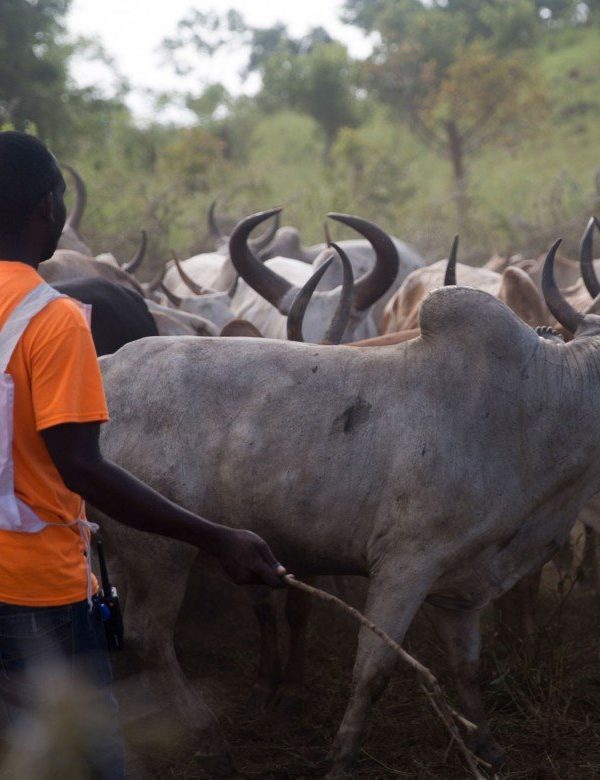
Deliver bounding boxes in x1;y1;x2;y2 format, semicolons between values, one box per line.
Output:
444;235;459;286
159;282;183;308
323;243;354;345
327;213;398;311
146;261;168;292
542;239;584;334
210;200;279;253
287;244;354;344
229;209;293;310
122;230;147;274
208;200;224;242
580;217;600;299
226;273;239;299
251;210;281;254
61;163;86;234
287;256;335;342
172;250;207;295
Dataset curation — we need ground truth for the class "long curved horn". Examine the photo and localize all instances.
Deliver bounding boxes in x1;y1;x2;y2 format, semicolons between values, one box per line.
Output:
251;210;281;254
61;163;86;234
287;256;335;342
208;200;224;243
229;209;293;310
287;244;354;344
122;230;147;274
172;250;207;295
146;262;168;293
542;239;584;334
327;213;398;311
580;217;600;299
159;282;183;308
210;200;280;254
444;235;459;286
226;272;239;299
323;243;354;345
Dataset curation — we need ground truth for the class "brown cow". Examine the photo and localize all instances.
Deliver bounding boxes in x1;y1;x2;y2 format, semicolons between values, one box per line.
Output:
382;241;550;333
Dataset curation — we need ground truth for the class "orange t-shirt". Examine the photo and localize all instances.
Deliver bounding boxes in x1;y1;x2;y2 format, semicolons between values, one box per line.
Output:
0;260;109;606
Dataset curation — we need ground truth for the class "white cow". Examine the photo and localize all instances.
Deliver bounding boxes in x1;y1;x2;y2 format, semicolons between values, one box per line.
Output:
89;240;600;778
311;223;422;330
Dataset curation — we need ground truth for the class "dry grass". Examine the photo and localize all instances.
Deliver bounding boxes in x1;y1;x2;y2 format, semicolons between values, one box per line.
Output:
115;566;600;779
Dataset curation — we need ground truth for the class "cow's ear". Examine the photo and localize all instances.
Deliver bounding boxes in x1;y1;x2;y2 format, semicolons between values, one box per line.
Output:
500;266;548;327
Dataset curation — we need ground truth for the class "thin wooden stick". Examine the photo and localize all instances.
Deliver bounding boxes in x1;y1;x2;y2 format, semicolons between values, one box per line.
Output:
284;574;491;780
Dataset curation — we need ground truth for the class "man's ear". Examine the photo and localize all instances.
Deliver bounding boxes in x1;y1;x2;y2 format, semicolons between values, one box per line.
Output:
46;192;57;223
33;191;55;224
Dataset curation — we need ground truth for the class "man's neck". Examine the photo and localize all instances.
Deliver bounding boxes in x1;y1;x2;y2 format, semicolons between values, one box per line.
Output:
0;237;42;268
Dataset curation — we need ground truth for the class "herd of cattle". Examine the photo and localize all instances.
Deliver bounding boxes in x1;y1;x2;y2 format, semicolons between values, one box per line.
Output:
47;166;600;777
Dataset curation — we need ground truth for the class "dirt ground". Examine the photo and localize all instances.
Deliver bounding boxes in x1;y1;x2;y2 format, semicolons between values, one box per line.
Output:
114;558;600;780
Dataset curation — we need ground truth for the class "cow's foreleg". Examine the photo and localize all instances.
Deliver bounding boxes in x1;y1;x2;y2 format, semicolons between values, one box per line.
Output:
326;566;430;779
248;586;283;710
432;606;505;769
105;524;233;774
581;525;600;594
493;569;541;654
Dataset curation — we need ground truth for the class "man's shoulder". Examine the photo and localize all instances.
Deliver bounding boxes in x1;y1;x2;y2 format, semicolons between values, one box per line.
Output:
40;294;86;326
26;295;89;348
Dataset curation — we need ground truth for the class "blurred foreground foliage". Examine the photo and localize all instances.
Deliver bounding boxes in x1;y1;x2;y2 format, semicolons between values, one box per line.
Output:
0;0;599;272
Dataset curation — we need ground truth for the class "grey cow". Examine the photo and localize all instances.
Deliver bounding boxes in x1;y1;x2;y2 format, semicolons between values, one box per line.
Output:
90;243;600;778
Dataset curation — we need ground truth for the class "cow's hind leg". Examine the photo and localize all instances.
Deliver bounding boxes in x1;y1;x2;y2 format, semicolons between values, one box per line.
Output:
493;569;542;656
248;584;313;716
326;565;432;779
431;606;505;769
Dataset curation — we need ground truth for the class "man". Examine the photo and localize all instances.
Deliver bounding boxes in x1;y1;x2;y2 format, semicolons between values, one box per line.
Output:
0;132;285;776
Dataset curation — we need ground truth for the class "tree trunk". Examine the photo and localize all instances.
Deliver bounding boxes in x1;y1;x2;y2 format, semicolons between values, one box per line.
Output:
322;128;335;166
445;120;469;235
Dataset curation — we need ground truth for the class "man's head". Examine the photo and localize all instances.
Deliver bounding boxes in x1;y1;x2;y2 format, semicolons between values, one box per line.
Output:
0;132;66;263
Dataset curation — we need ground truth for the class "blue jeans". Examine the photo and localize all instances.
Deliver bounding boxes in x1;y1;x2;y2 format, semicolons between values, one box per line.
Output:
0;599;125;779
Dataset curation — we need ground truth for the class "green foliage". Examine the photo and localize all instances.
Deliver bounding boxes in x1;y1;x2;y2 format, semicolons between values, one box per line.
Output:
260;42;360;154
0;0;72;141
162;13;356;154
357;0;551;229
1;0;598;272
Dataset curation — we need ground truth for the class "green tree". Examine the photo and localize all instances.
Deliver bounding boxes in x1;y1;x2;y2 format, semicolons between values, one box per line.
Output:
350;0;548;230
162;12;360;161
0;0;73;140
260;41;360;161
0;0;130;154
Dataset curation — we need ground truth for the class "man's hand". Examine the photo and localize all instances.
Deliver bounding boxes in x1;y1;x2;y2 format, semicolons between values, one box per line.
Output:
216;529;286;588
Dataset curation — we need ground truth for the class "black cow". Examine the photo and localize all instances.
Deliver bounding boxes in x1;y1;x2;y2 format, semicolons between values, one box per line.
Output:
52;278;158;356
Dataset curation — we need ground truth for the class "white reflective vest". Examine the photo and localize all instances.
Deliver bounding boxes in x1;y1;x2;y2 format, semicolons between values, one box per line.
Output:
0;281;96;601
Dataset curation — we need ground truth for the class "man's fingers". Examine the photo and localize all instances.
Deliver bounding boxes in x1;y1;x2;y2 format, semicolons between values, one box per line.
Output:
258;540;282;569
258;541;286;579
256;562;286;588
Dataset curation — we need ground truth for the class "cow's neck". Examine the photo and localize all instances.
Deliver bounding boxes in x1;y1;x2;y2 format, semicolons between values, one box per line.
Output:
539;334;600;492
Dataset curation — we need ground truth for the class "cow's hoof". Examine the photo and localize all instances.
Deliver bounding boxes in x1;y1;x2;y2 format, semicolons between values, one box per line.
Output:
470;734;507;770
194;749;236;778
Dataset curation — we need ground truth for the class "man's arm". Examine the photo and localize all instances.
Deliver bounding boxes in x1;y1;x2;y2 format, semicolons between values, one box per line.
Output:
41;422;286;588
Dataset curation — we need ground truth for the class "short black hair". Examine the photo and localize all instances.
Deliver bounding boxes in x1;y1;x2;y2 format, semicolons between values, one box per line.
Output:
0;131;62;234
